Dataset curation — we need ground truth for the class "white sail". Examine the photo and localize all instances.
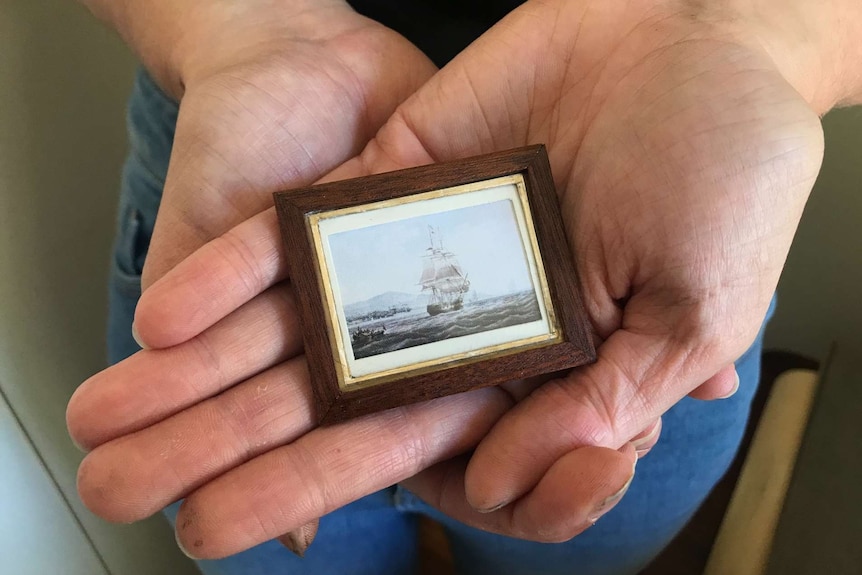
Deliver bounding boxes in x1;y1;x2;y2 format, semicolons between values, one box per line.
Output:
419;253;437;285
418;226;470;314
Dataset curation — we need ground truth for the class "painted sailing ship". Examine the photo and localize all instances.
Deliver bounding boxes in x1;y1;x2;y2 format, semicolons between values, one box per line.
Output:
418;227;470;316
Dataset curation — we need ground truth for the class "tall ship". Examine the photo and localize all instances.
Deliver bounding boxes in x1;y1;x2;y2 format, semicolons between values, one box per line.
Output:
418;227;470;316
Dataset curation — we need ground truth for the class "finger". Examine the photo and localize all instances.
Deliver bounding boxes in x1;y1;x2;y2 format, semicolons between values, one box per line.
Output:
134;209;286;349
67;284;301;450
688;364;739;400
463;326;736;513
401;444;636;541
132;138;416;350
173;387;514;559
76;357;313;523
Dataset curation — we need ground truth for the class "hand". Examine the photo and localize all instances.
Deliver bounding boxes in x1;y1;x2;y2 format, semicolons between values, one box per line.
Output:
74;0;437;553
70;0;847;559
130;0;437;287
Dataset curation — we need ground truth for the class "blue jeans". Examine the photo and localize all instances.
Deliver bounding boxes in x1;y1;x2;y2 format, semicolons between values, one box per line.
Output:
107;69;771;575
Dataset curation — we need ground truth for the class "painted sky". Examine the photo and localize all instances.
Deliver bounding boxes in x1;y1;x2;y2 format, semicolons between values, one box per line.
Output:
326;199;536;305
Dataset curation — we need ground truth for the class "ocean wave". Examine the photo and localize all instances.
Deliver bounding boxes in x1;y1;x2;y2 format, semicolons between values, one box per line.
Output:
350;291;543;359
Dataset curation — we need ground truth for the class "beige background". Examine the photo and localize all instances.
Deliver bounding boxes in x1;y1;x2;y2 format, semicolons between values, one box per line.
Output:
0;0;859;573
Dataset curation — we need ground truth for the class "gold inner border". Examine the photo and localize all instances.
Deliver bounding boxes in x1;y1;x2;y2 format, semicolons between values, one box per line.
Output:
308;173;561;391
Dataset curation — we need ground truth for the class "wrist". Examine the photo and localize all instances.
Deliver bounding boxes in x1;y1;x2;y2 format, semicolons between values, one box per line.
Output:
724;0;862;114
79;0;355;99
79;0;205;97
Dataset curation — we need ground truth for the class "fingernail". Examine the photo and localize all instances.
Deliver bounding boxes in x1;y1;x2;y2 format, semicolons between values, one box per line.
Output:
476;500;509;514
175;532;202;560
131;323;149;350
719;370;740;399
631;419;661;451
278;520;318;558
70;436;87;453
588;454;636;523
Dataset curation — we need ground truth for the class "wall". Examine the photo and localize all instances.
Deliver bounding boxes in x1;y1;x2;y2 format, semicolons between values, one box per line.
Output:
0;0;197;573
0;390;108;575
765;107;862;359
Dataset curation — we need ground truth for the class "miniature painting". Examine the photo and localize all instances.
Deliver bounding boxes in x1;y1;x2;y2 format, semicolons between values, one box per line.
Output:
315;176;557;382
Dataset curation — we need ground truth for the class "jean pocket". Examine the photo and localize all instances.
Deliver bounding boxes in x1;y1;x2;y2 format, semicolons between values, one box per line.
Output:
111;203;150;297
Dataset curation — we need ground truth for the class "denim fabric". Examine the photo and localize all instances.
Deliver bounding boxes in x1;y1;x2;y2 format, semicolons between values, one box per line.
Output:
107;68;772;575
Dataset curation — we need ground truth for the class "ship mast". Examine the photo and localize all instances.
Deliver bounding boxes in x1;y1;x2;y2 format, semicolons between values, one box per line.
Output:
418;225;470;308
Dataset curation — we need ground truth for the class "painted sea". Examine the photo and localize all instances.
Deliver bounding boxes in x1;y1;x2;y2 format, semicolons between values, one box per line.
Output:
347;290;542;360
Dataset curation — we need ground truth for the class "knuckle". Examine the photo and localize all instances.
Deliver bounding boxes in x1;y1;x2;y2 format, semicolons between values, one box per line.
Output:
213;229;266;300
530;378;617;448
394;433;429;475
185;333;226;392
381;409;431;477
212;390;274;461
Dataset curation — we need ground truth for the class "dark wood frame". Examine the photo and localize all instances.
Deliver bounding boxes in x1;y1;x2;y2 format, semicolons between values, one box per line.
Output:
274;145;594;424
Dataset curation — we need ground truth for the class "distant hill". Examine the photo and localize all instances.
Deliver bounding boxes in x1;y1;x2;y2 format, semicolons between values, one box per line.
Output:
344;292;425;318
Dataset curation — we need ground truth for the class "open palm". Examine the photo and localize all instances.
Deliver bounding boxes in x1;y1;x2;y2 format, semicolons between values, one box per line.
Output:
69;0;824;558
139;0;436;285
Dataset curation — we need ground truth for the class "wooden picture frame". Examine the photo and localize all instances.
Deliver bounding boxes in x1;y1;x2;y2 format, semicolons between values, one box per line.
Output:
274;145;594;424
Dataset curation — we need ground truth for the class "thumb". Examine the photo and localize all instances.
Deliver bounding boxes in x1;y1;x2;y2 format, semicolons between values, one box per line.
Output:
140;84;370;291
341;2;582;174
462;317;752;512
140;36;438;290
